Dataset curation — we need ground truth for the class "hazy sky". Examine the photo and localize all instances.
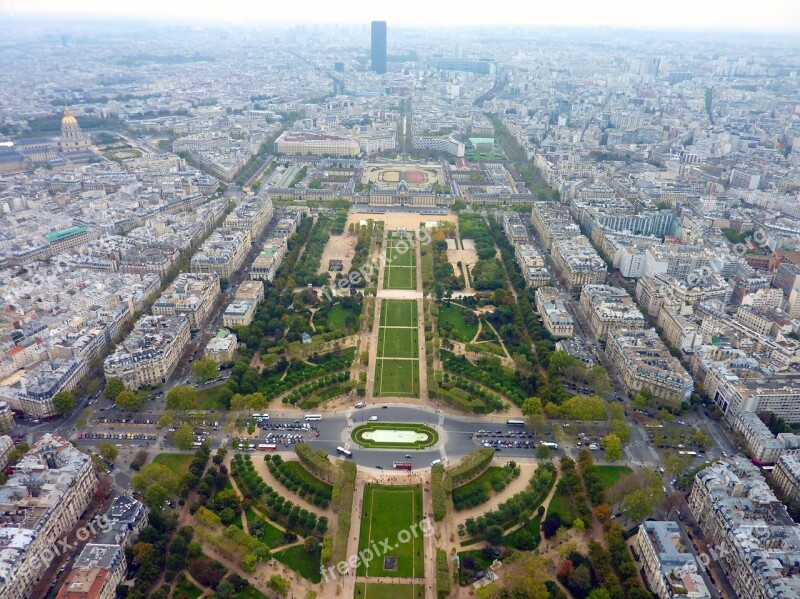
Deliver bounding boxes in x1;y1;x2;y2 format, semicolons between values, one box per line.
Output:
3;0;800;32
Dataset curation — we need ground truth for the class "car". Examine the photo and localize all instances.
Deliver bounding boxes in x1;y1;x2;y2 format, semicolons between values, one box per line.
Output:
376;465;383;469
404;454;412;458
382;405;388;409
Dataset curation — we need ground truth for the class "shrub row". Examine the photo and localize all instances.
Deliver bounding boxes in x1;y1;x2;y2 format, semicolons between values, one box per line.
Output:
445;447;495;487
431;464;450;521
441;351;527;406
331;460;357;566
266;454;332;508
295;443;334;482
436;548;451;599
282;371;350;405
452;462;520;511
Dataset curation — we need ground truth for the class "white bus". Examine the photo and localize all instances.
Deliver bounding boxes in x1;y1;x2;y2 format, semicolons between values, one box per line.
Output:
336;446;352;457
540;442;559;449
506;420;525;427
305;414;322;421
253;413;269;420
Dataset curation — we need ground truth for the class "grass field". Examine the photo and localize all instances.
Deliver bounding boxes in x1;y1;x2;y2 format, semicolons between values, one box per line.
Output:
381;300;417;328
244;507;286;547
354;583;424;599
384;265;416;290
357;485;424;578
595;465;632;490
280;460;334;493
379;327;419;358
546;488;576;525
437;302;478;342
193;385;229;410
325;303;359;331
375;359;419;397
504;515;541;550
152;453;194;476
273;544;322;583
387;243;416;267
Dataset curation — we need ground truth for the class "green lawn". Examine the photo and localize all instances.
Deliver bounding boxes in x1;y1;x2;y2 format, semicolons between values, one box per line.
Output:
152;453;194;476
357;485;424;578
354;583;424;599
504;516;541;550
437;303;478;342
244;508;286;547
273;544;322;583
381;299;417;328
193;385;229;410
546;488;576;525
384;266;416;290
325;303;358;331
173;576;203;599
387;243;416;267
375;359;419;397
379;327;419;358
595;465;633;490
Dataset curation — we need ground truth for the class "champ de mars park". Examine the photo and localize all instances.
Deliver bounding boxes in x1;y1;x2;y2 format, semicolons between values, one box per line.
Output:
118;204;672;599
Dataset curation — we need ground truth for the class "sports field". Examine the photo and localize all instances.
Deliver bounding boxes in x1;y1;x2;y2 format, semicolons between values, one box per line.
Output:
378;327;419;358
354;583;424;599
357;485;425;578
375;300;419;397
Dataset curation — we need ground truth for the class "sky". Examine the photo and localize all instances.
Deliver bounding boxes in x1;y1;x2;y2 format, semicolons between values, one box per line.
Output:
2;0;800;32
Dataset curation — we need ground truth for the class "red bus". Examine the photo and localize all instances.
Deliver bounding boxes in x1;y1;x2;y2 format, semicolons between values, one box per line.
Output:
393;462;412;470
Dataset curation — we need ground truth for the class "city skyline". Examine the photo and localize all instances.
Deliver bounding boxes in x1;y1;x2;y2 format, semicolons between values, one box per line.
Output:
3;0;800;32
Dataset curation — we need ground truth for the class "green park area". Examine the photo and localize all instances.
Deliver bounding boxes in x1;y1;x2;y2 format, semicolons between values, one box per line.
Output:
375;300;420;397
152;453;194;476
381;299;417;327
378;327;419;358
352;422;439;449
375;358;420;397
357;485;424;578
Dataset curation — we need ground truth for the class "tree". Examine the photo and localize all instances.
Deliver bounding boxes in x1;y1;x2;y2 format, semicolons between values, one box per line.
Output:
116;389;144;410
166;386;196;411
191;358;218;383
656;408;674;423
98;443;118;462
53;391;75;414
664;452;692;476
567;564;592;593
133;542;155;565
214;579;235;599
144;484;169;510
603;434;623;462
594;504;611;523
132;463;179;496
632;393;647;410
267;574;290;597
542;514;561;538
535;444;552;461
573;518;585;533
158;414;174;429
480;553;550;599
105;377;125;400
174;422;194;450
588;589;612;599
485;525;504;545
522;397;543;417
692;428;712;449
610;418;631;442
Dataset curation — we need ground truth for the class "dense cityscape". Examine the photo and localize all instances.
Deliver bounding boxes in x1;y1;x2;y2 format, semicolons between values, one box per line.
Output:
0;13;800;599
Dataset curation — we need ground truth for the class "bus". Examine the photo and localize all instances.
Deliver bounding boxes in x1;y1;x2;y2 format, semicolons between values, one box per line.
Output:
540;442;559;449
336;446;352;457
253;413;269;420
393;462;412;470
305;414;322;421
507;420;525;427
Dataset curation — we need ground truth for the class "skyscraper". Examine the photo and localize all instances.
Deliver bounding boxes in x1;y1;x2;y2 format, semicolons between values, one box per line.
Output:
371;21;387;74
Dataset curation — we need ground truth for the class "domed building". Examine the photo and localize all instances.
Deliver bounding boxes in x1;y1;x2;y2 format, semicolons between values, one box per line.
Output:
58;107;93;154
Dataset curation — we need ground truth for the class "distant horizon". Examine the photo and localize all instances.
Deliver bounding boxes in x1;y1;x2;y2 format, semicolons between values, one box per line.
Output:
2;0;800;34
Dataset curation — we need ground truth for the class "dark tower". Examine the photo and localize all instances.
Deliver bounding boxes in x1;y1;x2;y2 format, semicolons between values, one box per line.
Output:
371;21;387;74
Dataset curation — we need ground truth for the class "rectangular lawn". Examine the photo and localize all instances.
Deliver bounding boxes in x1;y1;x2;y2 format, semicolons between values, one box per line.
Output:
381;300;417;328
379;328;419;359
375;359;419;397
273;544;322;583
387;243;416;267
357;485;424;578
354;583;424;599
152;453;194;476
384;265;416;290
595;465;632;490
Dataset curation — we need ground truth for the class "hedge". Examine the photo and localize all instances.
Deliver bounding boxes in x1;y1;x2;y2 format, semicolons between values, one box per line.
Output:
445;447;495;487
266;454;332;508
331;460;357;566
295;443;334;483
436;548;451;599
431;464;450;522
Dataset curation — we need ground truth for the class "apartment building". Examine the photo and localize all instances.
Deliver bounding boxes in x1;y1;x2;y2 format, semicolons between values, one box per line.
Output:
0;357;89;419
657;307;702;351
235;279;265;303
56;545;125;599
0;435;13;470
223;195;274;239
250;239;287;282
501;212;529;246
530;201;579;251
222;299;257;327
190;229;251;279
551;236;607;288
605;328;693;409
0;402;13;432
773;454;800;504
535;287;575;338
412;136;465;157
731;411;789;465
636;520;710;599
152;272;220;331
103;315;190;389
643;245;716;280
204;329;238;364
773;262;800;296
579;284;644;340
0;434;97;599
688;457;800;599
515;243;551;288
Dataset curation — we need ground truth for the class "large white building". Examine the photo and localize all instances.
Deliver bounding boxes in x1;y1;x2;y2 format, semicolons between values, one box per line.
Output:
103;315;190;389
0;434;97;599
275;131;361;157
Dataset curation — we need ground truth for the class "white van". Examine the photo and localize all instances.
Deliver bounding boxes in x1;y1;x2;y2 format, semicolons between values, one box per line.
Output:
355;402;366;409
430;459;442;466
369;416;378;421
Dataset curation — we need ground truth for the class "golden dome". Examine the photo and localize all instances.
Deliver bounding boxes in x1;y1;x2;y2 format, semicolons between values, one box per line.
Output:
61;108;78;127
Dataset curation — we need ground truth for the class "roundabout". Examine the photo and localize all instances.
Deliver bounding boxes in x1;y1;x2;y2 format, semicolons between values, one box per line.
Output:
352;422;439;449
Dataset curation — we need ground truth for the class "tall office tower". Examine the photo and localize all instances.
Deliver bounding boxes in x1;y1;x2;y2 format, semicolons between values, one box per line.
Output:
371;21;387;74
